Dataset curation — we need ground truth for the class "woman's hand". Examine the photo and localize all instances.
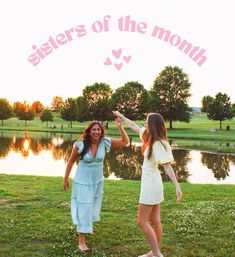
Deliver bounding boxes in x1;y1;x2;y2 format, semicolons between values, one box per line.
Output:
176;187;183;202
112;111;123;119
63;177;69;190
112;110;140;133
115;117;123;128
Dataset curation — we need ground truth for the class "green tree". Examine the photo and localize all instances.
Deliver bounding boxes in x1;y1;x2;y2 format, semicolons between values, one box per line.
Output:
232;103;235;117
13;101;22;117
82;82;113;121
40;109;53;127
77;96;89;122
13;101;36;126
60;98;78;127
111;81;149;120
51;96;64;113
201;95;213;113
0;98;13;125
207;92;233;130
32;101;44;115
150;66;191;129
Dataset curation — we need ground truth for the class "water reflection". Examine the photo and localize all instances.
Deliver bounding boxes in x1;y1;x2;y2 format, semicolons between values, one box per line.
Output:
107;145;143;180
0;132;235;184
0;137;12;157
201;153;231;180
0;132;74;162
161;149;191;183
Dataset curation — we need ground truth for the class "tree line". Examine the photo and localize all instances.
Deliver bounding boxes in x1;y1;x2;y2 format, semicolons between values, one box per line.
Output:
0;66;234;129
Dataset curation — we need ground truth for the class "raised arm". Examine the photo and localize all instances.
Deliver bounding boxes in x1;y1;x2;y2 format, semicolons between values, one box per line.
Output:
163;163;183;201
111;117;130;148
63;146;78;190
112;111;140;133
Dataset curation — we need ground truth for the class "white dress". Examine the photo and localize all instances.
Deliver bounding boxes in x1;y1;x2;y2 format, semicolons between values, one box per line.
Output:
139;127;175;205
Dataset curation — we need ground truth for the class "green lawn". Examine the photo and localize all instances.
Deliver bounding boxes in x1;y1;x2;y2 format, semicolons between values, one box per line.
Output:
0;175;235;257
1;114;235;153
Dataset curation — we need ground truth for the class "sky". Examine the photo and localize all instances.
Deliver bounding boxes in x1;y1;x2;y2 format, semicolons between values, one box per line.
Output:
0;0;234;107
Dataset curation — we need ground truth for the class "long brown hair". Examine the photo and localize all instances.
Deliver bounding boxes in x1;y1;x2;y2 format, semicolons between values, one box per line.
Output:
79;121;105;160
141;113;167;159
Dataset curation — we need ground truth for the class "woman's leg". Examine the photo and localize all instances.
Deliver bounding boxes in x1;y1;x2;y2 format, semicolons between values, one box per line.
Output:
150;204;162;245
77;233;91;251
137;204;161;257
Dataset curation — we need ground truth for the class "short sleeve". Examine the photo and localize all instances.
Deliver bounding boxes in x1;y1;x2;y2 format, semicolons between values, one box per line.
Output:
153;140;175;165
139;126;146;141
103;137;111;153
73;140;84;154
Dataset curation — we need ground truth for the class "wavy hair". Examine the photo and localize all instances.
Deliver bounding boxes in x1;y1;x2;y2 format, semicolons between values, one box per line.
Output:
79;121;105;160
141;113;167;159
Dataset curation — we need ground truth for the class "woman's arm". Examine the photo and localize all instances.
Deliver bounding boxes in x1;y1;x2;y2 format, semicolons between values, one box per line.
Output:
111;117;130;148
163;163;183;201
112;111;140;133
63;146;78;190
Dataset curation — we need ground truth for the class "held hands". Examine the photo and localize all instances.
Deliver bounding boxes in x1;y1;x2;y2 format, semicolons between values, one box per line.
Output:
63;177;69;190
112;111;124;128
112;111;123;119
115;117;123;128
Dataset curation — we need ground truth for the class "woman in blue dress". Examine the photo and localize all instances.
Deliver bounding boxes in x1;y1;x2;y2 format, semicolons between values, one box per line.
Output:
63;118;129;252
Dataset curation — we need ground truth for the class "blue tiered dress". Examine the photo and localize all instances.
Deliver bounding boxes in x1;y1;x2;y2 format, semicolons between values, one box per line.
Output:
71;137;111;234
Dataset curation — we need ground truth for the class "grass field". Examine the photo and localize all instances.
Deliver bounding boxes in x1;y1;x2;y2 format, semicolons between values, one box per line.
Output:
1;114;235;153
0;175;234;257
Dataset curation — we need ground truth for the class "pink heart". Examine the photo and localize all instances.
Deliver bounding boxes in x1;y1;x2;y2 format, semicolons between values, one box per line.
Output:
112;49;122;59
114;63;123;71
123;55;131;63
104;57;112;65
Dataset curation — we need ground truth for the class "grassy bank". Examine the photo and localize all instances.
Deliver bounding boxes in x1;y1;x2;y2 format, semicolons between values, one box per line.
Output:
1;115;235;136
1;114;235;153
0;175;235;257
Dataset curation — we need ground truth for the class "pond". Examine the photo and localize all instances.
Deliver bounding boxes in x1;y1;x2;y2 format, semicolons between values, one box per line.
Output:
0;131;235;184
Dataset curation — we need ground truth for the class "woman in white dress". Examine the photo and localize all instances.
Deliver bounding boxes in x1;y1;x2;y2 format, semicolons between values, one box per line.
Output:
113;111;183;257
